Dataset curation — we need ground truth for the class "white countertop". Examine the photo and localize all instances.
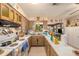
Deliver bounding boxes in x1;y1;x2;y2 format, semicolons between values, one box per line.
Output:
0;47;12;56
0;34;77;56
44;35;77;56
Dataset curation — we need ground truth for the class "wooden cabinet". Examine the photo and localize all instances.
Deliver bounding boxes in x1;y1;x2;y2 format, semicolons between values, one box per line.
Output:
14;13;18;22
14;12;21;24
18;15;21;23
31;36;38;46
1;4;9;21
45;39;51;56
28;35;45;46
0;3;23;25
50;46;58;56
28;35;58;56
37;36;45;46
9;9;14;21
45;39;57;56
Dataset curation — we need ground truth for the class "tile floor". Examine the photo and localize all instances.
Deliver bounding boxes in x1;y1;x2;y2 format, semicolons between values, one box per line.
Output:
28;47;46;56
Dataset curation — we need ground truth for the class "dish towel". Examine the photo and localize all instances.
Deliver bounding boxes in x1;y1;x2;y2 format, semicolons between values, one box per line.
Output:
21;42;28;52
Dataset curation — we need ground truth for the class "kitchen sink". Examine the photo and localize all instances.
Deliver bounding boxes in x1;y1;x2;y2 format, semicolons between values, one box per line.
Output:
0;49;4;55
10;43;18;47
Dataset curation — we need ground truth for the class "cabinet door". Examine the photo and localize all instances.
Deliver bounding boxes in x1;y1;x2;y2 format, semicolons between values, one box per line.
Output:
45;39;50;56
14;13;18;23
31;36;37;46
47;45;50;56
45;39;47;55
50;47;58;56
18;15;21;23
50;45;57;56
9;9;14;21
37;36;44;46
1;4;9;18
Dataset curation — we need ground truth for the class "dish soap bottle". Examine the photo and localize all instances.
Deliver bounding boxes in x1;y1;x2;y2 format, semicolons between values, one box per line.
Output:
54;36;59;45
50;32;54;41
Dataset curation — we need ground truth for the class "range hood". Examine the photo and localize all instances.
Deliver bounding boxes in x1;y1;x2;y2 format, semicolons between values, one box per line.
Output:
0;19;21;27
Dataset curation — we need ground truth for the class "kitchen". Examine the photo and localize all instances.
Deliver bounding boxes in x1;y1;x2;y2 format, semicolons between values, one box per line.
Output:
0;3;79;56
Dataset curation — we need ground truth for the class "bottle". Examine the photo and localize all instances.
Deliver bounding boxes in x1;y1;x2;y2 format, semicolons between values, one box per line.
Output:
54;36;59;45
50;32;54;41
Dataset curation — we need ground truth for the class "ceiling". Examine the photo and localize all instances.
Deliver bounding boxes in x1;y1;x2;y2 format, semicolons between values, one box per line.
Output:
19;3;79;20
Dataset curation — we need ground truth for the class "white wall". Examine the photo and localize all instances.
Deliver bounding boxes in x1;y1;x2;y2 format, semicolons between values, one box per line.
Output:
65;27;79;49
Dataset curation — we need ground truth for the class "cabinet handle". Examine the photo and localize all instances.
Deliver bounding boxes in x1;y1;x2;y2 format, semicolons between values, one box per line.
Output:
37;39;38;44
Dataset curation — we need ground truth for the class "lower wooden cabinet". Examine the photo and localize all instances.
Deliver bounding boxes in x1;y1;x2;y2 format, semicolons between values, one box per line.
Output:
37;36;45;46
28;35;58;56
45;39;51;56
28;35;45;46
45;39;58;56
31;36;37;46
50;47;58;56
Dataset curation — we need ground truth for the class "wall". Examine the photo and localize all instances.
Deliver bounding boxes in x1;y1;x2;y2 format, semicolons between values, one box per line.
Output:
67;15;79;26
65;27;79;49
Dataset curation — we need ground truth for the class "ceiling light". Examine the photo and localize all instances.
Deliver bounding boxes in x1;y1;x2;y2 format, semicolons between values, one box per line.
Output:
31;2;38;4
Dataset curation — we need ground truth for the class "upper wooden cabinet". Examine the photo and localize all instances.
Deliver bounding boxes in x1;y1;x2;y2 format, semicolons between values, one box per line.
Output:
9;9;14;21
17;14;21;24
0;3;23;25
0;4;9;21
14;13;18;23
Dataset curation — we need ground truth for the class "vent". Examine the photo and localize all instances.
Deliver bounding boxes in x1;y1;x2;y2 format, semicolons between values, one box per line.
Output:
52;3;59;5
52;3;62;6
